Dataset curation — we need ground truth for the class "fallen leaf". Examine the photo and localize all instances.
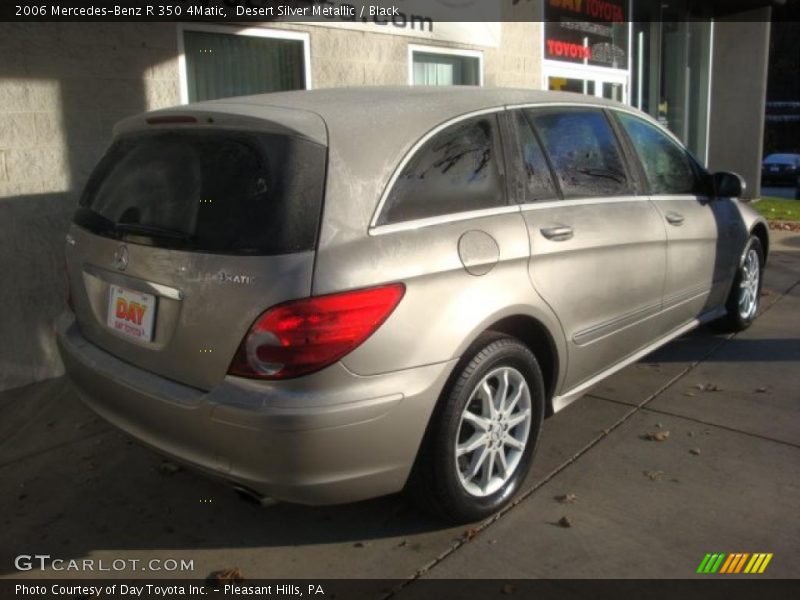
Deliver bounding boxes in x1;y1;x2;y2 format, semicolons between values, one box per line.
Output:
462;528;479;542
644;470;664;481
755;387;768;394
689;448;701;456
488;539;498;545
696;383;721;393
396;540;407;548
353;541;370;548
558;516;572;528
206;568;244;587
684;392;696;397
642;430;670;442
501;583;517;595
555;493;577;504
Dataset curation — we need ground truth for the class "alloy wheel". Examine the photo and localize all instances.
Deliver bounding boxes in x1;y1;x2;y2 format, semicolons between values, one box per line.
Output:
738;247;760;321
454;366;532;497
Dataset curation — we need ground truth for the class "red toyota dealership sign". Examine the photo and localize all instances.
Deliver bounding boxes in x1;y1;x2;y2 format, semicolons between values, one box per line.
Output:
544;0;628;69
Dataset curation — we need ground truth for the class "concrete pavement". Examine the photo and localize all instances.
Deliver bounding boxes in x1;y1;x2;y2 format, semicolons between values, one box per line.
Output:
1;231;798;585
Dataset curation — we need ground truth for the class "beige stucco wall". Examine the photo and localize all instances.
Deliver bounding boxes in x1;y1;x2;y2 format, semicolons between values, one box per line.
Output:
0;23;181;390
0;20;543;391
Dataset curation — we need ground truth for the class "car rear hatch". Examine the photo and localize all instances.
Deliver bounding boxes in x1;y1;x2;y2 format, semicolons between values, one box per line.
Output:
65;105;327;391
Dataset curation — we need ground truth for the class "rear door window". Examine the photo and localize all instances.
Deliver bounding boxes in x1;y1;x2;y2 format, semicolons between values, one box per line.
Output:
75;130;326;255
377;114;506;225
524;108;631;199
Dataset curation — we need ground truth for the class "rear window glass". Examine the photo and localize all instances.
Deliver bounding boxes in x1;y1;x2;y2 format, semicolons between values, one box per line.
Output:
75;130;326;255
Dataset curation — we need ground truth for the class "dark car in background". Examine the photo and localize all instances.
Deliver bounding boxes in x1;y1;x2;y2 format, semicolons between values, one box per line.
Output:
761;153;800;186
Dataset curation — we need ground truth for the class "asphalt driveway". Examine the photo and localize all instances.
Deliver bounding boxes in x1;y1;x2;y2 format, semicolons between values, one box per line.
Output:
1;231;798;586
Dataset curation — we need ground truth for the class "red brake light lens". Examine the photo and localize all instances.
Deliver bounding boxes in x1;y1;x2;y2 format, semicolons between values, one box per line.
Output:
228;283;405;380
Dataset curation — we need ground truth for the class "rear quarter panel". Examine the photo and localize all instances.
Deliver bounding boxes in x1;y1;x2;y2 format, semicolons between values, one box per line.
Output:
311;212;568;390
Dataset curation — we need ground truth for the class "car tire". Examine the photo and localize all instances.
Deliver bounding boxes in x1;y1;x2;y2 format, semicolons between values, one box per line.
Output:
407;333;545;524
714;235;765;332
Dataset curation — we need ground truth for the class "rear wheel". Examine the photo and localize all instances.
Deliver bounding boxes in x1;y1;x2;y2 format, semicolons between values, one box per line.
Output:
408;334;545;523
715;235;764;332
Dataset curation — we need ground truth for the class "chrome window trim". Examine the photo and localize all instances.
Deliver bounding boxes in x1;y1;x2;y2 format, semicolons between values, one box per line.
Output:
369;106;507;232
519;195;646;211
649;194;712;201
369;205;521;236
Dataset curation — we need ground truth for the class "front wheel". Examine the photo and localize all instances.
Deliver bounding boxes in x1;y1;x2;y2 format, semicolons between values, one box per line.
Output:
407;334;545;523
715;235;764;332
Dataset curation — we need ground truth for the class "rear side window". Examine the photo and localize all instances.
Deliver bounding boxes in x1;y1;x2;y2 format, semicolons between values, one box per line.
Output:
525;108;630;199
75;130;326;255
377;115;506;225
616;112;707;195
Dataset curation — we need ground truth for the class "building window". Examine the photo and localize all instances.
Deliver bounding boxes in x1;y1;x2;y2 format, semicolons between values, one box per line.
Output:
180;26;310;104
409;45;483;86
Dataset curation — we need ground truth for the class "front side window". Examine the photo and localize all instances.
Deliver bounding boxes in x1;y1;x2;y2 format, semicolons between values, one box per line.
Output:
525;108;631;199
616;112;706;195
183;30;307;102
378;115;505;225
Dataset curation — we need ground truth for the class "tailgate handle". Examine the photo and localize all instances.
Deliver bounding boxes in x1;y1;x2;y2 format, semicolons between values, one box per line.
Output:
540;225;574;241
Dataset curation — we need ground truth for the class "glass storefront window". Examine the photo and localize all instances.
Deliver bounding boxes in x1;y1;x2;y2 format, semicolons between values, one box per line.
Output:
631;1;714;162
549;76;596;95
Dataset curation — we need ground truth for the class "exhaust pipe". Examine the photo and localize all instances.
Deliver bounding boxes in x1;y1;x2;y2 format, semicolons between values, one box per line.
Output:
232;485;278;508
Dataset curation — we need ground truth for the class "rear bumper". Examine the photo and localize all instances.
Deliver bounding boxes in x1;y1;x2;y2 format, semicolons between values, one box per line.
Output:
56;312;454;505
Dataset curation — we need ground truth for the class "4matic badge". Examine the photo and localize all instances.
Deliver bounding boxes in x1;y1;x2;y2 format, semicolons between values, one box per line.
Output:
215;271;256;286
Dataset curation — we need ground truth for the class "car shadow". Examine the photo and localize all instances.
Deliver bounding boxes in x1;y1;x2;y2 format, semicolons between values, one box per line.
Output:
646;327;799;363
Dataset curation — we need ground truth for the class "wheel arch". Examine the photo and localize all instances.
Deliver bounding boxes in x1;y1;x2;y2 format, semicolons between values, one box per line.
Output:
485;315;561;415
751;221;769;262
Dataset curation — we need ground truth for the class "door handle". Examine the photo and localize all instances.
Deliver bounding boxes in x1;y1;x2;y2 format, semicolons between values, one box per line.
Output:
665;212;685;226
540;225;574;241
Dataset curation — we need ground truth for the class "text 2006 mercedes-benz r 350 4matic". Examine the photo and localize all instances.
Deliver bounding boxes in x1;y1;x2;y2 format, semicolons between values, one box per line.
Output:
57;87;769;522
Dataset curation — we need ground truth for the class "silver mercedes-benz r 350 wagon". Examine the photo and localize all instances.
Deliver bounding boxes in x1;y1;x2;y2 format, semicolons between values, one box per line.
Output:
57;87;769;522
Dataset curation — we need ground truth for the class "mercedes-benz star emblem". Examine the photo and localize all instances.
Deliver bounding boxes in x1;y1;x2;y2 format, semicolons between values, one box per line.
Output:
113;245;129;271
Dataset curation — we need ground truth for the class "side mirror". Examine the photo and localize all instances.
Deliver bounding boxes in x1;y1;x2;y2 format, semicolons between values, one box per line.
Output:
713;171;746;198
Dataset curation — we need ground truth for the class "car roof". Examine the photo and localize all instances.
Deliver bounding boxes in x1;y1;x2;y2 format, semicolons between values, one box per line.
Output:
212;86;628;143
213;85;622;119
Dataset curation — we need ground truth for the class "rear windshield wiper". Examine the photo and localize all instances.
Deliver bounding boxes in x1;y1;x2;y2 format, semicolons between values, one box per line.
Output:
115;222;192;240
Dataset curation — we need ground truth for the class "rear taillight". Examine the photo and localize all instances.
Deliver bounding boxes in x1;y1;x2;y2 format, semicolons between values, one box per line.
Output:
228;283;405;380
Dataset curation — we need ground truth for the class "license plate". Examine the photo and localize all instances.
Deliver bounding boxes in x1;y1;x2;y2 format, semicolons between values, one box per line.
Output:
107;285;156;342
